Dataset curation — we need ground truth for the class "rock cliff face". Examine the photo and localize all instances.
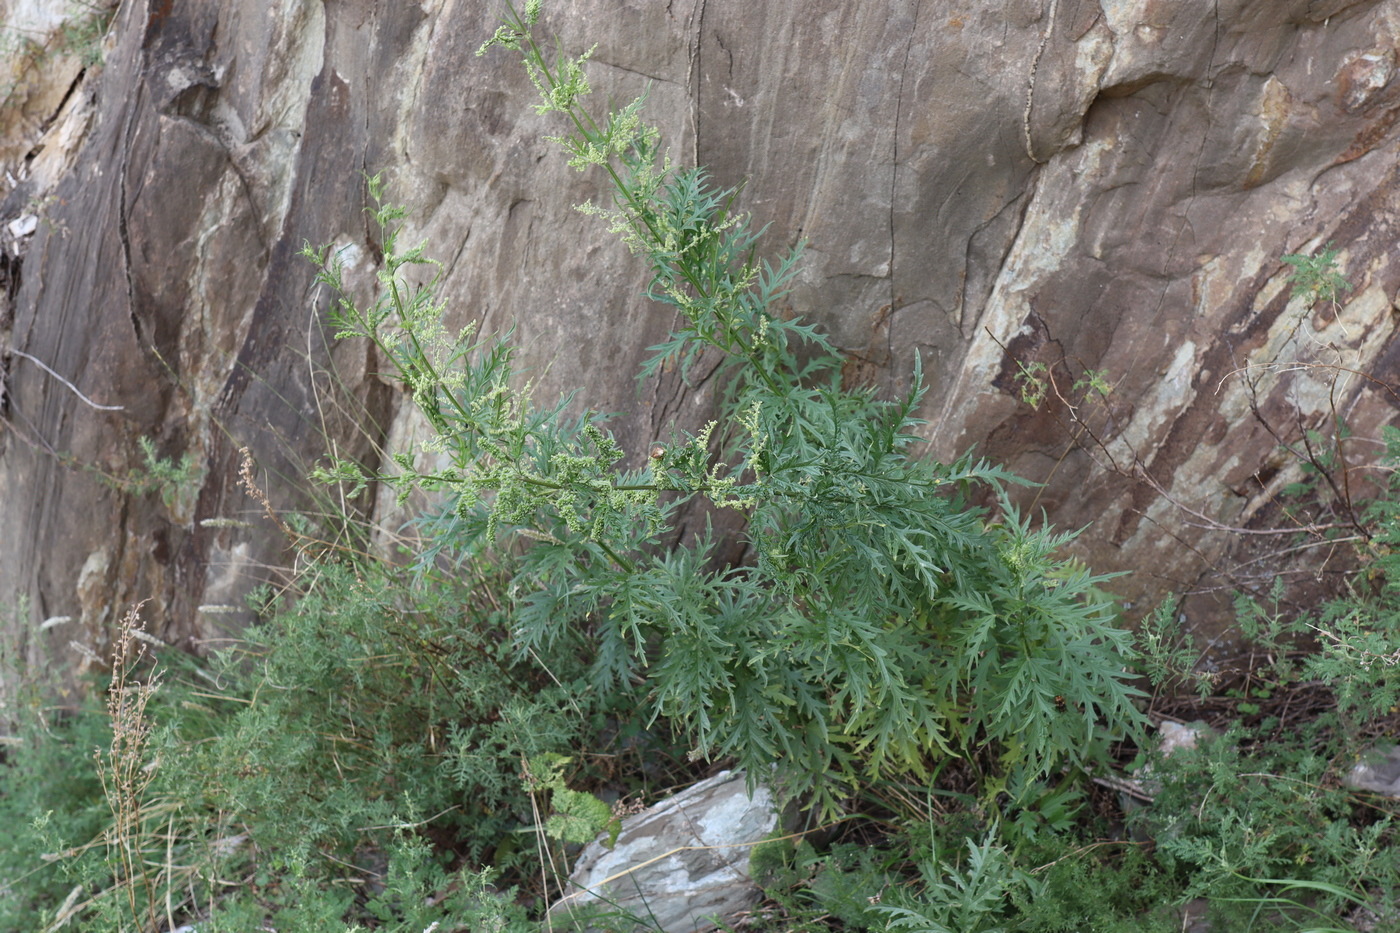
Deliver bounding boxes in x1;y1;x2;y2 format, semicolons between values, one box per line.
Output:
1;0;1397;684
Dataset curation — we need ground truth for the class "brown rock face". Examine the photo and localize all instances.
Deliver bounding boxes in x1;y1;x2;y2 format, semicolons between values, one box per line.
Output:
1;0;1397;688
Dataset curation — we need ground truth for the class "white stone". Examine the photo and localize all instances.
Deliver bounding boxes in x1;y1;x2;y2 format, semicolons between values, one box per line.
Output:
6;214;36;238
1345;743;1400;796
548;770;783;933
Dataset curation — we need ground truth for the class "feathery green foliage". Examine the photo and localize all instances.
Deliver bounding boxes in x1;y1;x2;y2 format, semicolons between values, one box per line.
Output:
305;0;1147;818
1281;243;1351;309
1304;426;1400;720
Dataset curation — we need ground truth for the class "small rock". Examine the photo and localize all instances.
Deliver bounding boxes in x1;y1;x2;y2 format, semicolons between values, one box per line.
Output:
1117;720;1217;839
1157;719;1211;756
1345;742;1400;796
548;770;786;933
6;214;37;239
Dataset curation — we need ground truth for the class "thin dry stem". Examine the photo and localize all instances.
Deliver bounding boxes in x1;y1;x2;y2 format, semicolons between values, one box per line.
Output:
94;601;164;931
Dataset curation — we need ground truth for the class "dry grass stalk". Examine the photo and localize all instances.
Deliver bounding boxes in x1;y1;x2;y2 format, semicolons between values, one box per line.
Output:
93;601;164;932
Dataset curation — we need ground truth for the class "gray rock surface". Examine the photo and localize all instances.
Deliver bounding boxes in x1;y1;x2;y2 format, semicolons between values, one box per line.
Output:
0;0;1398;685
1345;742;1400;795
549;770;783;933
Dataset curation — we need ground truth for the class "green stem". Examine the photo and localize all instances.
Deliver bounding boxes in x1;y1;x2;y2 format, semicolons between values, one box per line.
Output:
516;14;787;397
597;540;636;574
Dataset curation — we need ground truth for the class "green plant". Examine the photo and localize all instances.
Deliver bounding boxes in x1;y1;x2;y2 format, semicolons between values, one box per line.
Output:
1072;368;1113;398
1137;596;1215;697
524;752;620;847
154;550;617;912
872;834;1039;933
1130;719;1399;932
127;436;203;514
1125;422;1400;932
306;0;1145;817
1013;361;1048;409
1005;358;1111;413
1281;243;1350;311
0;604;216;933
1012;839;1176;933
0;529;612;929
0;692;112;931
357;833;534;933
1305;425;1400;723
746;834;895;932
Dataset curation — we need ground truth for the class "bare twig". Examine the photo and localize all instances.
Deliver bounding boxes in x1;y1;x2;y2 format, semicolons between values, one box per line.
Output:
1130;458;1346;539
7;348;124;411
1217;360;1400;407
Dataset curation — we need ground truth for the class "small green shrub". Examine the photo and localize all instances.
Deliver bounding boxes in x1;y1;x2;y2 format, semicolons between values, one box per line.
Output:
0;546;618;929
0;693;112;931
748;835;895;931
1011;841;1176;933
1128;719;1397;932
1134;446;1400;931
1305;425;1400;722
155;552;625;912
1281;243;1351;310
1013;361;1049;409
871;833;1040;933
307;0;1145;819
127;436;204;513
752;817;1180;933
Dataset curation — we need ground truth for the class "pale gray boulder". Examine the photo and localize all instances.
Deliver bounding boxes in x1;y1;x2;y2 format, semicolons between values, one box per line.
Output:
548;770;785;933
1345;742;1400;796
